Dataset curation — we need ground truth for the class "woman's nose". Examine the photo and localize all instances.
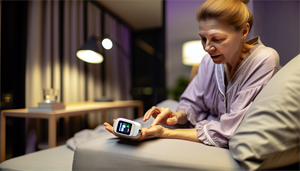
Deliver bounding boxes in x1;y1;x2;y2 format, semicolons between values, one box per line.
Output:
204;43;215;52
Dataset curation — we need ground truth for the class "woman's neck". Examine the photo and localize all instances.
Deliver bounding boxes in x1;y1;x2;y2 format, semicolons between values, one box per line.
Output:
224;42;255;85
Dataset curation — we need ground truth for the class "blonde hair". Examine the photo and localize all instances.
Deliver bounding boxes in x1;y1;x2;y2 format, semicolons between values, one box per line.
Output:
196;0;253;31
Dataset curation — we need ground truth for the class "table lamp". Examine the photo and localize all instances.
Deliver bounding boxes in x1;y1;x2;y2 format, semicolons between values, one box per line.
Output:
182;40;208;82
77;35;114;102
76;35;113;64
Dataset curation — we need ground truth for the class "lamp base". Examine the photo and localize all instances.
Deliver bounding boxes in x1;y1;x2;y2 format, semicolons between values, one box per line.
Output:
94;97;114;102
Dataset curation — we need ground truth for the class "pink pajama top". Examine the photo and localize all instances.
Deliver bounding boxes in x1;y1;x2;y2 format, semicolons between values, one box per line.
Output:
177;37;280;148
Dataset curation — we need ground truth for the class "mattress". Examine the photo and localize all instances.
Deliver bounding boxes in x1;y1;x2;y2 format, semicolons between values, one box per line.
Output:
72;133;241;171
0;145;73;171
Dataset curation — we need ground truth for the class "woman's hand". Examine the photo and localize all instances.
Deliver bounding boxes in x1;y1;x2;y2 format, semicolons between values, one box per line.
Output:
143;107;187;127
104;119;201;143
104;119;165;141
143;106;178;127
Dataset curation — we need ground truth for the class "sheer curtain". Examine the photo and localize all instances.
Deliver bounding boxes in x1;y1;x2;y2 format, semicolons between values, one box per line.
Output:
25;0;61;153
104;13;133;121
25;0;132;153
86;2;103;128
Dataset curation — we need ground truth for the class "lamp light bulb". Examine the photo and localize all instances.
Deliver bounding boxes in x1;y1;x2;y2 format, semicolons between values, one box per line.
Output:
102;38;113;50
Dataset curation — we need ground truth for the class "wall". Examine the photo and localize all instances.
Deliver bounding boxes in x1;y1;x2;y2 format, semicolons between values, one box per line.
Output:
253;0;299;66
166;0;299;93
166;0;205;92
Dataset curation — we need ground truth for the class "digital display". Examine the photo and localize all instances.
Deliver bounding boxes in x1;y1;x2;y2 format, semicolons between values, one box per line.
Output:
116;121;132;135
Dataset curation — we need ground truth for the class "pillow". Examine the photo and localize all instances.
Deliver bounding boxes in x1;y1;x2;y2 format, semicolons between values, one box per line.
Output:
229;54;300;170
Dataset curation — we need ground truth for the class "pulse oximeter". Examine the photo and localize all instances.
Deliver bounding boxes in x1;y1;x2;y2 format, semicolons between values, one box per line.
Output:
113;118;142;139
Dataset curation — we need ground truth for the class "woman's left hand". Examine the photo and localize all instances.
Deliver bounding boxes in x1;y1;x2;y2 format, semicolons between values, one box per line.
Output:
104;119;165;141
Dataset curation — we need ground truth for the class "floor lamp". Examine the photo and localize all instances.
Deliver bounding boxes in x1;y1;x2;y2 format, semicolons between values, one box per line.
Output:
182;40;208;83
76;35;114;102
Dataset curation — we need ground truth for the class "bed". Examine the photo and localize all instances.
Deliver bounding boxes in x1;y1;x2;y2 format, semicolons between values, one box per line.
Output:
0;54;299;171
0;145;73;171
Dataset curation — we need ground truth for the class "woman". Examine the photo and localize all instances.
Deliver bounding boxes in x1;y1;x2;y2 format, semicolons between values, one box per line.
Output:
104;0;280;148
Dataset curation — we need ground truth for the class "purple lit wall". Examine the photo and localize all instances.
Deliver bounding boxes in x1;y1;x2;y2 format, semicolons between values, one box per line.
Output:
252;1;299;66
166;0;206;91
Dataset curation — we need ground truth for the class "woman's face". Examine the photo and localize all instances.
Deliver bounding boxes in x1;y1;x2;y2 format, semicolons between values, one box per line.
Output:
198;18;244;65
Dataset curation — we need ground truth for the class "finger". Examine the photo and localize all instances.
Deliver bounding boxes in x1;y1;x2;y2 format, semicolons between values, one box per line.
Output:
151;114;165;127
150;108;170;126
143;106;155;121
104;122;114;134
103;122;110;127
143;106;160;122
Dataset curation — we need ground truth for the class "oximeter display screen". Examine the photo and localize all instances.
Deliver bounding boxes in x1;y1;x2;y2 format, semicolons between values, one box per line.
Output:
116;121;132;135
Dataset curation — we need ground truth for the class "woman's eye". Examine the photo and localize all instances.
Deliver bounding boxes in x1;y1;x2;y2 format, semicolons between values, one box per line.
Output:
213;38;224;43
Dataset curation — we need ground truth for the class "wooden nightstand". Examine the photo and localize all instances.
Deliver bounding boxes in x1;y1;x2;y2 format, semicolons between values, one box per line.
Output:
1;100;143;162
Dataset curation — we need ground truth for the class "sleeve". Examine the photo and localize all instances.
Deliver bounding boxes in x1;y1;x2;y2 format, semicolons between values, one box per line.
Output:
196;47;280;148
176;54;213;126
196;87;263;148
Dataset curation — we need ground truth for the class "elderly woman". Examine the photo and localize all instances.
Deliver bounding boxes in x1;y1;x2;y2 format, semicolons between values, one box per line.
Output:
105;0;280;148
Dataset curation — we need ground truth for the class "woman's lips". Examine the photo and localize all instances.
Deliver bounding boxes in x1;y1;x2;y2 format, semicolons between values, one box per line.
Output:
211;54;221;58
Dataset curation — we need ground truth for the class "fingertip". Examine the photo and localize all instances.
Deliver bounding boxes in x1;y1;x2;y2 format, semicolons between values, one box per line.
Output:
144;116;150;122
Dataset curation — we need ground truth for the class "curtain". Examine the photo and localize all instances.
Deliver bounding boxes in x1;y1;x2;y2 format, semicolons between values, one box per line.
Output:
26;1;59;108
104;13;133;121
86;2;103;128
25;0;61;153
62;0;86;134
25;0;132;153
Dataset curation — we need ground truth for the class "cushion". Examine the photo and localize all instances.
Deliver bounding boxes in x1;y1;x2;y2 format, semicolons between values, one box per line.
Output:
73;132;241;171
229;54;300;170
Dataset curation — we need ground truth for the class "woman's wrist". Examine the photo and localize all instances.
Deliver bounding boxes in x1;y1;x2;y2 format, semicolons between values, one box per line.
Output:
158;127;200;142
158;127;169;138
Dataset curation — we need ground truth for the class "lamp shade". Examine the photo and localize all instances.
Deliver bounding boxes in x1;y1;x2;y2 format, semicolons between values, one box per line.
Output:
76;36;103;64
182;40;207;66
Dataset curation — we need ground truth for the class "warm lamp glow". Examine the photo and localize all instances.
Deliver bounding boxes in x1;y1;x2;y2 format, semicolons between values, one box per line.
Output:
76;50;104;64
102;38;113;50
182;40;207;66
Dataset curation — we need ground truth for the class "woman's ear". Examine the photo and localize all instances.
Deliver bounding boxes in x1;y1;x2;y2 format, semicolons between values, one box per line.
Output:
242;23;250;40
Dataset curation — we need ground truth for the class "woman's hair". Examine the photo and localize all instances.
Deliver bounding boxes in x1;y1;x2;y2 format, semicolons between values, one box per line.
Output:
196;0;253;31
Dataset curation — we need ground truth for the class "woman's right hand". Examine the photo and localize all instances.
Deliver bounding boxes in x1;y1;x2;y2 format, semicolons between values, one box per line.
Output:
143;106;180;127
